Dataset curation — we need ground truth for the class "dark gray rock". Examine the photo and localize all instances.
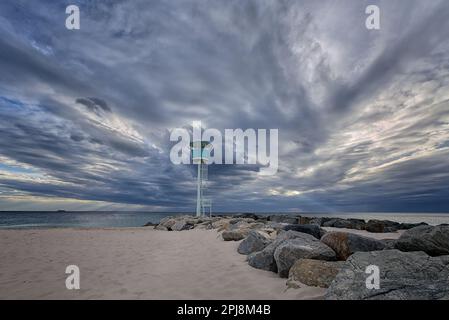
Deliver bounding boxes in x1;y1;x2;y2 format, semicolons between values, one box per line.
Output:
308;218;324;226
229;218;255;225
320;232;385;260
143;222;157;227
238;230;271;255
322;218;366;230
322;218;345;228
274;234;337;277
325;250;449;300
157;217;177;230
171;220;194;231
381;239;397;250
347;219;366;230
399;222;428;230
282;224;323;239
234;213;262;220
332;219;354;229
366;219;401;233
268;215;298;224
395;224;449;256
247;230;309;272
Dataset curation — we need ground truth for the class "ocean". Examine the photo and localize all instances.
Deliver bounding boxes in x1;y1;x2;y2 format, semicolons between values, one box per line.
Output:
0;211;448;229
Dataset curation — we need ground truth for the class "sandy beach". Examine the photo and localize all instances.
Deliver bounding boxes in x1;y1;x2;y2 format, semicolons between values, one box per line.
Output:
0;228;324;300
0;227;403;300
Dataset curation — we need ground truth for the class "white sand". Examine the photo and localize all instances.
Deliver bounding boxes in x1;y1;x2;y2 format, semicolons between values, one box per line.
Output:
0;228;325;300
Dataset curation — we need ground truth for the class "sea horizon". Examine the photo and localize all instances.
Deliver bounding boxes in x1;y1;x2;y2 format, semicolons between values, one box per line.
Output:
1;211;448;229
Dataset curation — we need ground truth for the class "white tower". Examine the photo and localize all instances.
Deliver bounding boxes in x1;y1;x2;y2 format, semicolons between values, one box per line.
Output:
190;141;212;217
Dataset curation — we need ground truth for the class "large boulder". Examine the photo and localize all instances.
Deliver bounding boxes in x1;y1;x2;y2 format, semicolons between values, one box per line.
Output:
157;217;177;230
287;259;345;288
347;219;366;230
322;218;366;230
322;218;343;228
247;230;309;272
268;215;299;224
194;221;213;230
399;222;428;230
237;230;271;255
308;218;324;226
265;222;289;231
325;250;449;300
154;224;169;231
380;239;397;250
171;220;194;231
274;234;337;277
234;213;261;220
331;219;354;229
395;224;449;256
229;218;256;225
222;229;249;241
365;219;401;233
212;218;230;230
321;232;385;260
282;224;323;239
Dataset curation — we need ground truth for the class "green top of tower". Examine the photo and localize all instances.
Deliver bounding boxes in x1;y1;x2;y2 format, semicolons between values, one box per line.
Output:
190;141;211;149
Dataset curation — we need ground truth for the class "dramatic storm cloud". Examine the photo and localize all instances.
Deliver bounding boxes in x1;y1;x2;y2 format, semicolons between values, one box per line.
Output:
0;0;449;212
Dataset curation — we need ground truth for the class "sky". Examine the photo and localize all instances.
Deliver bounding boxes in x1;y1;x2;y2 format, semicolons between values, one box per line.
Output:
0;0;449;213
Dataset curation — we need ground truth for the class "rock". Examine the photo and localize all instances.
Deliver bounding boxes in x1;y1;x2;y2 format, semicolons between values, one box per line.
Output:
395;224;449;256
222;229;249;241
237;230;271;255
171;220;194;231
157;217;177;230
265;222;289;231
322;218;345;228
320;232;385;260
282;224;323;239
143;222;157;227
229;221;251;230
274;234;337;277
287;259;345;288
194;221;213;229
229;218;255;225
298;216;312;224
247;230;310;272
399;222;428;230
259;228;278;239
347;219;366;230
248;222;266;229
325;250;449;300
154;225;169;231
234;213;261;220
268;215;298;224
212;218;230;230
381;239;397;250
308;218;324;226
331;219;354;229
366;219;400;233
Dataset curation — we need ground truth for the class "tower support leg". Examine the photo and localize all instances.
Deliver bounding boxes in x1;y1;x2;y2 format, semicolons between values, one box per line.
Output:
196;162;202;217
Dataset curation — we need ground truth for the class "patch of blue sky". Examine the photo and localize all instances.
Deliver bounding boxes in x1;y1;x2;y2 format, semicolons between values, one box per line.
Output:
0;96;26;109
0;163;36;175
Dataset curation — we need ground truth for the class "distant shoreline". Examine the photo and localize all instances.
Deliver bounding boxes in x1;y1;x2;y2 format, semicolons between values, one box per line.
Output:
1;211;448;230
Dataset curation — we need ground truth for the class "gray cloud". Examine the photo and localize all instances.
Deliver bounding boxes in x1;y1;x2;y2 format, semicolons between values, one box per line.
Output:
0;0;449;212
